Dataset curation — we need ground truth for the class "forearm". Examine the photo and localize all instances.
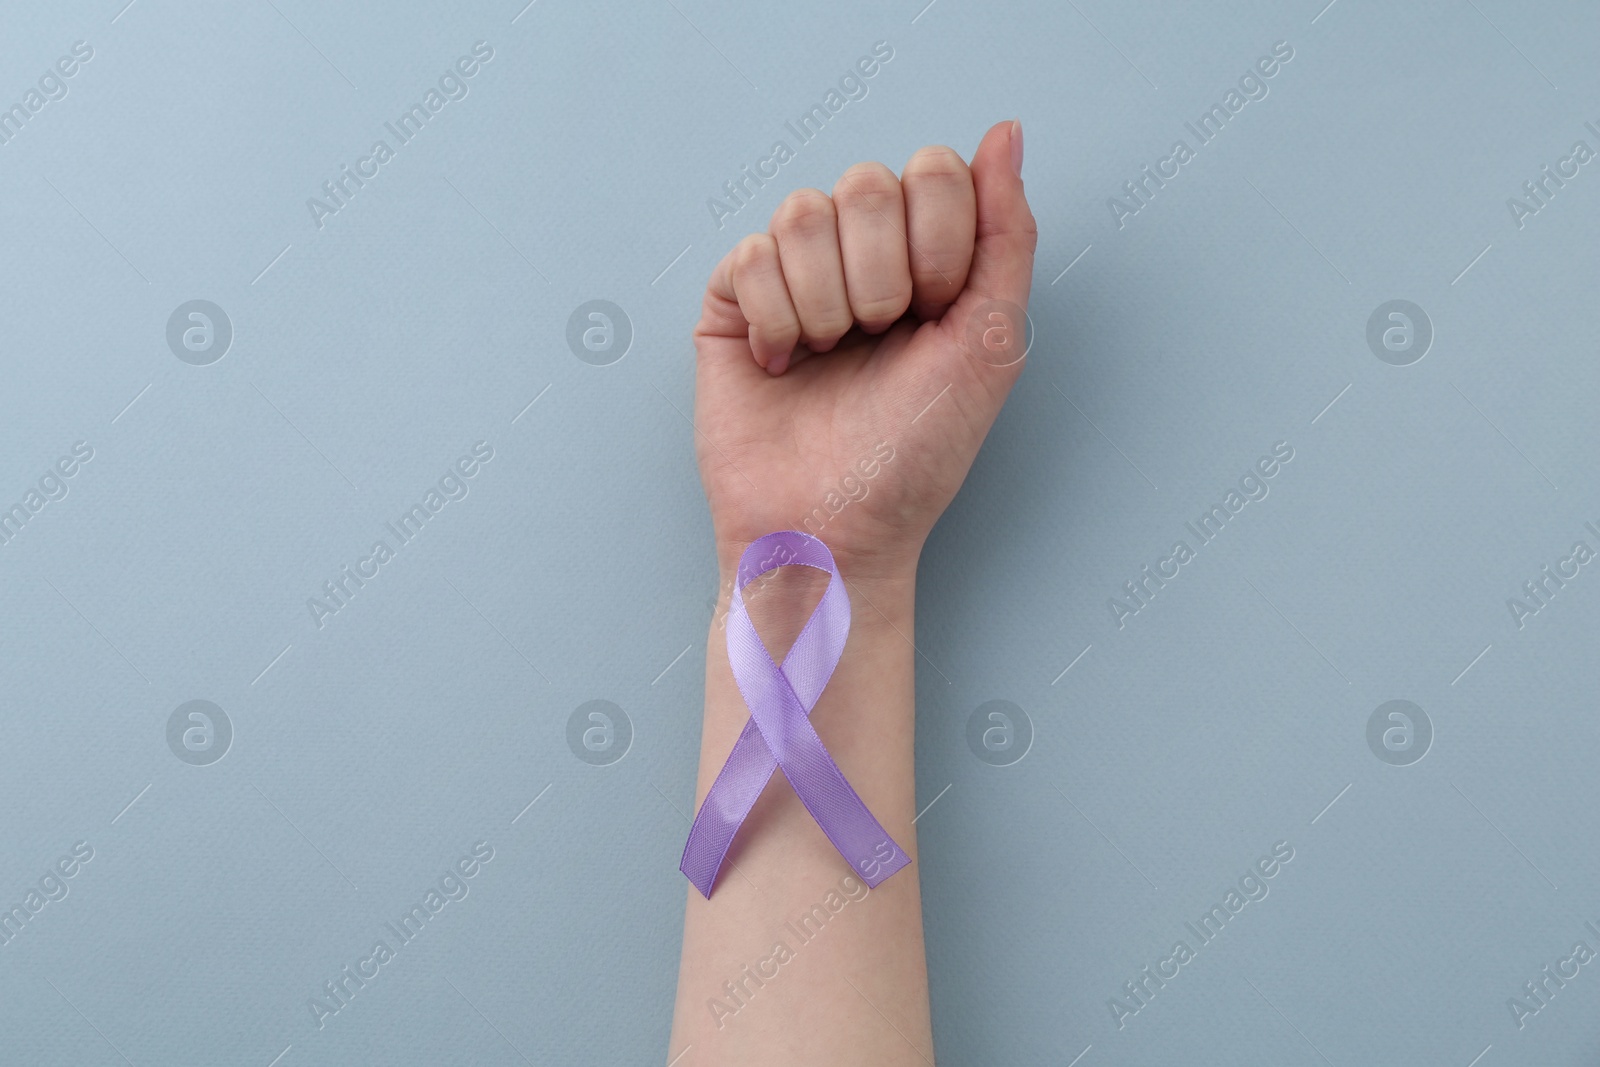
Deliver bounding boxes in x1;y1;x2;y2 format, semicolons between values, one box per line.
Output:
668;566;933;1065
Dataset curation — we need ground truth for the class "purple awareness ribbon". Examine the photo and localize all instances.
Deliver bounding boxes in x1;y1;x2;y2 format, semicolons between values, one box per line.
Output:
680;531;911;898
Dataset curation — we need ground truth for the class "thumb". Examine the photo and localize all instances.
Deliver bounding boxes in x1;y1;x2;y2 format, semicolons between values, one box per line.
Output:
955;119;1037;311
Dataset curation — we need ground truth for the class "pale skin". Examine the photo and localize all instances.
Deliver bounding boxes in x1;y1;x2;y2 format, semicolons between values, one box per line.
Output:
669;119;1037;1065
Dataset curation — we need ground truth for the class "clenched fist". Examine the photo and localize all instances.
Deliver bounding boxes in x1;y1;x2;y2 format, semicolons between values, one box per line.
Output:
693;119;1038;582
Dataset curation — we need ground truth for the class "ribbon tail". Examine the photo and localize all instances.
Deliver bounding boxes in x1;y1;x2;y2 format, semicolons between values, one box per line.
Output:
679;716;779;898
760;705;912;888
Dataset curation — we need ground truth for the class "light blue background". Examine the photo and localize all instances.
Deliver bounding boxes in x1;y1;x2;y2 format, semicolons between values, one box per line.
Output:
2;1;1598;1064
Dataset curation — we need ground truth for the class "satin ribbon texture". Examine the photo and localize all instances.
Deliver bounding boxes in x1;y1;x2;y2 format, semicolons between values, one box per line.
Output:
679;531;911;898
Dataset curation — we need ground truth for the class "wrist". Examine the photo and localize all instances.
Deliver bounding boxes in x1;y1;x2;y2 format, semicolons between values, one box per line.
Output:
713;532;921;588
711;539;918;639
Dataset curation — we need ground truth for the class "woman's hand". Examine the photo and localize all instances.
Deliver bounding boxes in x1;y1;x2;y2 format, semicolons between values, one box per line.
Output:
693;119;1037;583
673;121;1034;1065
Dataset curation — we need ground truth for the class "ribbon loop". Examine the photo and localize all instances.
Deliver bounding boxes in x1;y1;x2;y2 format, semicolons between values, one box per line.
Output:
679;531;911;898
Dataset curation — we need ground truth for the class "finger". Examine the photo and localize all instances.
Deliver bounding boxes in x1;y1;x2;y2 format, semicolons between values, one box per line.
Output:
958;118;1037;311
769;189;853;354
901;145;976;320
832;162;912;333
726;233;801;371
698;244;748;340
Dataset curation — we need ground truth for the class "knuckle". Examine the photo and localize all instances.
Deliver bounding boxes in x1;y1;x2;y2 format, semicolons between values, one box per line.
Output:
758;314;799;342
903;145;970;186
771;188;836;237
758;297;800;333
733;233;776;273
852;289;912;326
976;207;1041;253
909;248;967;285
833;163;900;209
805;309;853;342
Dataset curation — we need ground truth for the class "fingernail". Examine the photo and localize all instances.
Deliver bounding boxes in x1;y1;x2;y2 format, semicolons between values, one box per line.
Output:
1010;118;1024;177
